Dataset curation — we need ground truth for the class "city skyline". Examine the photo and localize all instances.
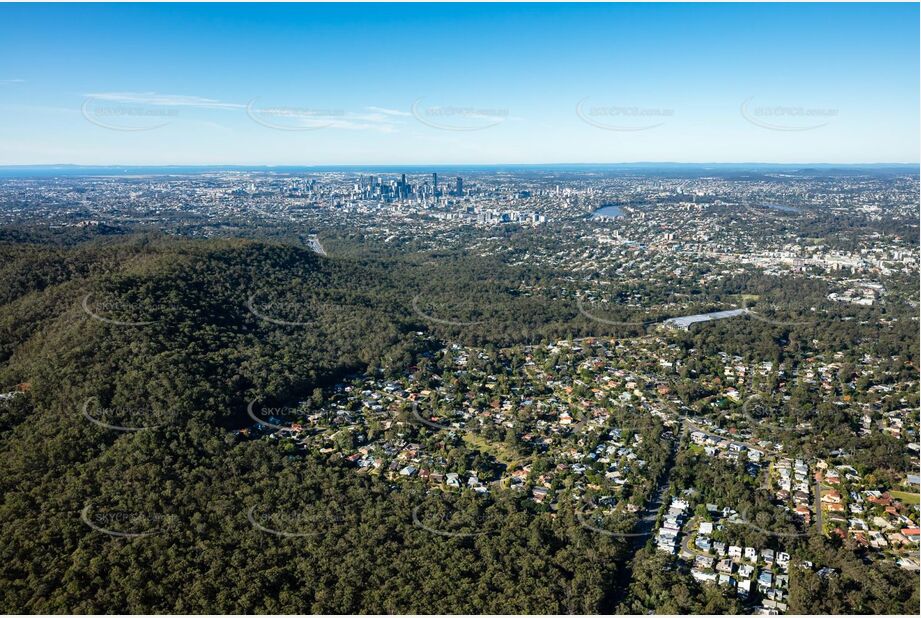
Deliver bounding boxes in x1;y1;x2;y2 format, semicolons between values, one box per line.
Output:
1;3;918;166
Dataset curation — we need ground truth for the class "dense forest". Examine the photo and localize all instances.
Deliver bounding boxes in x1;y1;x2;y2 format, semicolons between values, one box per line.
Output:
0;231;632;613
0;228;917;613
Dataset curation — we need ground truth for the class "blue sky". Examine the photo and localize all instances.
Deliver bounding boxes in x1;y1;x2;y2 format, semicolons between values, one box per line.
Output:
0;3;917;165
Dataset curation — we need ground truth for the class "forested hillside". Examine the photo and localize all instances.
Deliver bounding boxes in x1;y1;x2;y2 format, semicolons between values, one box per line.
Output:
0;233;624;613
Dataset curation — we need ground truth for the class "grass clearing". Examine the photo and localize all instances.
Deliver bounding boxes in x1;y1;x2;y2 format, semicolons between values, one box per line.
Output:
462;431;530;470
890;490;920;505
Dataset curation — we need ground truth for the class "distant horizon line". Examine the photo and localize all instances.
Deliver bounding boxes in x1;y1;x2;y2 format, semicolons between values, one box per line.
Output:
1;162;918;169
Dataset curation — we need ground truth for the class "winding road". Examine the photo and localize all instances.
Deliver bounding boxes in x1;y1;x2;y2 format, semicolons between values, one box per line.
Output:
605;431;680;610
814;478;824;532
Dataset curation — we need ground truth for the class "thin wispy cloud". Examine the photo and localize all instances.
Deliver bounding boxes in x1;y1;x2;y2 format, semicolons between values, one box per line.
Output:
247;103;407;132
84;91;244;110
366;106;412;117
0;79;26;85
83;92;405;132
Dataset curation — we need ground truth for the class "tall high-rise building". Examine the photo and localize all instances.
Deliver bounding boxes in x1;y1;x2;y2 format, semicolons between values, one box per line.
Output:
455;176;463;197
432;172;438;197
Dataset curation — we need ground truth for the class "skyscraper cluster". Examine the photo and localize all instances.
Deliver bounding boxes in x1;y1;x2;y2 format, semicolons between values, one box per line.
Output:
353;173;465;203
